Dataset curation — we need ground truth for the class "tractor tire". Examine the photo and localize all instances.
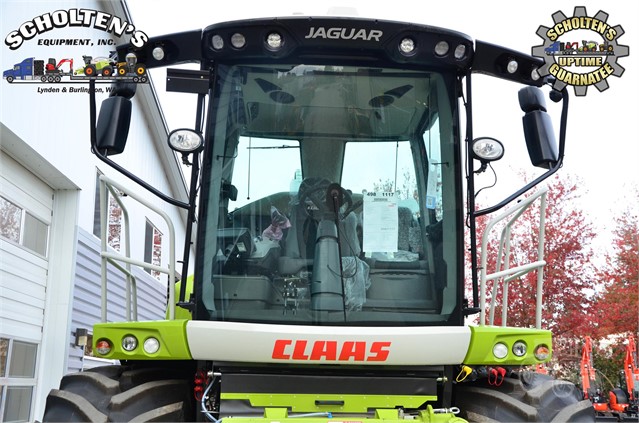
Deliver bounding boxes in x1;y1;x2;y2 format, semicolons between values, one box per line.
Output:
102;66;113;77
42;364;195;422
455;371;595;422
135;64;146;76
85;64;96;77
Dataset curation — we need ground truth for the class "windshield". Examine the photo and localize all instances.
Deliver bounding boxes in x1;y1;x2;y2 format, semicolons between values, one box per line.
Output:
198;63;461;325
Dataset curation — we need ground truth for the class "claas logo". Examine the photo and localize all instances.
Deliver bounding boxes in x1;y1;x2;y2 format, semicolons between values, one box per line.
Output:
272;339;391;362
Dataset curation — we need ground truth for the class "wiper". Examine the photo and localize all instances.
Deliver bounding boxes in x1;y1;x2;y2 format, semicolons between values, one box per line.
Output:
247;145;300;150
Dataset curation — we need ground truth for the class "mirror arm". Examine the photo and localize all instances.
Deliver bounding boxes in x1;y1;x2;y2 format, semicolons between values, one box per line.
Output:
474;87;569;217
89;79;191;210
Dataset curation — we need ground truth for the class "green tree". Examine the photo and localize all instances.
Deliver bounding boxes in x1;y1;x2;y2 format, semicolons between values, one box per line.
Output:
592;340;625;393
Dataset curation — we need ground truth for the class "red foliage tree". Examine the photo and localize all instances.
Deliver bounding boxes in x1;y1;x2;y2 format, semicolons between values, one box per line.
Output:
593;206;639;338
470;174;597;365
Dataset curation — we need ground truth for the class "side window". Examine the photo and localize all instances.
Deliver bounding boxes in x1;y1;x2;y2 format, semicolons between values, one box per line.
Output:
0;337;38;422
144;220;162;280
0;195;49;257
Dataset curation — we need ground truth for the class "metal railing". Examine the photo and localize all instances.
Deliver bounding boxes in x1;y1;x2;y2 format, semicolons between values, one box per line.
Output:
479;187;548;328
98;175;179;322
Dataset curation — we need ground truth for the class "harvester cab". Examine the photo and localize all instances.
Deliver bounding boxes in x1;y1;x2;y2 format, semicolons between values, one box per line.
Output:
43;15;595;423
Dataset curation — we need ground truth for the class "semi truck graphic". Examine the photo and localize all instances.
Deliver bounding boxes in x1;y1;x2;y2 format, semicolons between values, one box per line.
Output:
3;53;147;83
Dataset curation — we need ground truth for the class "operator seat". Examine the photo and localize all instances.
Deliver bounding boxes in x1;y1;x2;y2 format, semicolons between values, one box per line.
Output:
278;178;361;275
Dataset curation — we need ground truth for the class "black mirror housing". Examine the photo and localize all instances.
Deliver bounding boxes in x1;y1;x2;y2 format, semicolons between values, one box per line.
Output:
96;96;132;155
519;87;558;169
522;111;558;169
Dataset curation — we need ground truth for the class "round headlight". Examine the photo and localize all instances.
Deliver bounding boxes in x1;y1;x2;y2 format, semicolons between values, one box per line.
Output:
266;32;283;50
122;335;138;352
434;41;449;56
472;137;505;161
534;344;550;361
493;342;508;359
531;67;541;81
168;129;204;153
152;47;165;61
454;44;467;60
399;38;415;55
231;33;246;49
512;341;527;357
507;59;519;74
144;337;160;354
211;34;224;50
95;339;112;355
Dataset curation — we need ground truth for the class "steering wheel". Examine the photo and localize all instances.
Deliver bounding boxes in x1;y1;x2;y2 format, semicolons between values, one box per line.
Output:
298;180;353;219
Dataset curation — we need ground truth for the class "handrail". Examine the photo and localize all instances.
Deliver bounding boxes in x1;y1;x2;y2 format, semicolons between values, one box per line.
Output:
98;175;179;322
104;182;137;321
479;187;548;328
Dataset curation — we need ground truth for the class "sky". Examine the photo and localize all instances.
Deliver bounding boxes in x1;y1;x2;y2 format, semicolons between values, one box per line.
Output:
124;0;638;253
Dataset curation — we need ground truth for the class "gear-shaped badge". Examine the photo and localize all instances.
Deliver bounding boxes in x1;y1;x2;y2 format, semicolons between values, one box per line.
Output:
532;6;629;96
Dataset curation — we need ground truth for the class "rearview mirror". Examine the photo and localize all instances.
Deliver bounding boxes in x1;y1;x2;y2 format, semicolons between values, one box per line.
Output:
95;96;132;155
519;87;558;169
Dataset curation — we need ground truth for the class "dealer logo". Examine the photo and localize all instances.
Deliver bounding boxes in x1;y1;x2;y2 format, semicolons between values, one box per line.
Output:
5;9;147;50
532;6;629;96
3;9;149;85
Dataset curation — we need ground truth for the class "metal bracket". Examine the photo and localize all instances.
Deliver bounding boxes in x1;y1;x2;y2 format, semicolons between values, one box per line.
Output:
167;68;210;94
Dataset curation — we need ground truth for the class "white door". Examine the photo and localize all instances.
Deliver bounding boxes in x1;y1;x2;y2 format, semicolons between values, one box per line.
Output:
0;151;52;422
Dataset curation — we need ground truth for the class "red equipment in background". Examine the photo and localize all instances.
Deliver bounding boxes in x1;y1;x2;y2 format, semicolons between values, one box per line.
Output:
580;336;611;414
44;58;73;75
621;335;639;416
581;335;639;420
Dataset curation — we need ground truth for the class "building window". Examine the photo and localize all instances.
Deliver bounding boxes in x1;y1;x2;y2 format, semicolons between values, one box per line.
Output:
92;174;102;238
92;173;123;252
107;197;123;252
0;196;49;257
0;337;38;422
144;220;162;279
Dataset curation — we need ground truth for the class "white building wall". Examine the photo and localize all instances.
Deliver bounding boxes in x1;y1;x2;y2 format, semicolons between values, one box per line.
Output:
1;1;190;420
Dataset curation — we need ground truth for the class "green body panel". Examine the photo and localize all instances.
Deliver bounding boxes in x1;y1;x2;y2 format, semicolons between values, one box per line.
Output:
221;405;465;423
463;326;552;365
221;393;437;413
93;319;191;360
